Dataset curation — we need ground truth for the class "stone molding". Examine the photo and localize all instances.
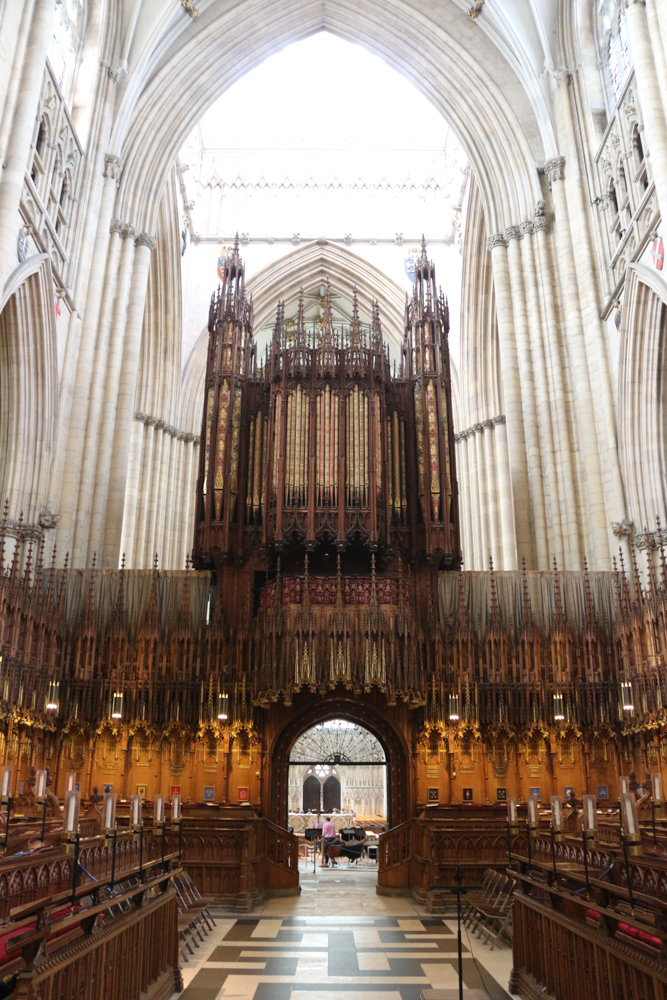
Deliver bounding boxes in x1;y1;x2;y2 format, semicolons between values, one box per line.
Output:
532;215;548;231
134;411;200;443
519;221;533;236
504;225;522;242
103;154;123;182
544;156;566;184
135;232;157;250
486;232;507;251
634;528;666;550
454;415;505;441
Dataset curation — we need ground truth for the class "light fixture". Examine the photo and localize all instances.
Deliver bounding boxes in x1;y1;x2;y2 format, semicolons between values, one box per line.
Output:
553;692;564;721
448;694;459;721
111;691;123;719
621;681;634;712
217;692;229;720
46;680;59;712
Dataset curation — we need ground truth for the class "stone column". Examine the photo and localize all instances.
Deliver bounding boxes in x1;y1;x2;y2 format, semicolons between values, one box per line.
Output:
88;227;137;561
455;434;473;570
473;423;490;567
518;220;563;566
504;225;548;567
143;420;165;566
545;155;610;566
152;427;173;564
625;0;667;222
102;233;155;566
488;236;532;569
161;429;179;567
645;0;667;123
466;427;482;569
492;416;515;569
532;210;581;568
481;419;501;569
57;157;123;560
0;0;53;294
166;434;185;568
0;0;36;168
120;413;149;567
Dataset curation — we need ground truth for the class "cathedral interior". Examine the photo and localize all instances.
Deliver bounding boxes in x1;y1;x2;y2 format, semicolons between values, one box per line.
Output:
0;2;667;999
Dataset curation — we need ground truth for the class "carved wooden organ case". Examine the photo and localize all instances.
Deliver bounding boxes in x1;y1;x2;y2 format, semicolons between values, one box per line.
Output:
192;241;461;574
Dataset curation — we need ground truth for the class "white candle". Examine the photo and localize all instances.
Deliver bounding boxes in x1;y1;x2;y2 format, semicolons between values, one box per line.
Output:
67;794;77;832
551;796;562;828
66;773;75;793
508;798;517;824
620;776;628;795
155;795;164;823
586;796;595;830
653;774;663;804
132;795;141;826
105;796;114;830
528;796;538;824
1;768;10;798
36;771;46;801
622;794;636;836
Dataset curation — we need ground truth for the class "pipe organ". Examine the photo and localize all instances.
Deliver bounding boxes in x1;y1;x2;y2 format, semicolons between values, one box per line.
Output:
193;238;460;571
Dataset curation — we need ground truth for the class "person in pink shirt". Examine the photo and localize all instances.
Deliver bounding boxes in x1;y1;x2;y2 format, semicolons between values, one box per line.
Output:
321;817;337;866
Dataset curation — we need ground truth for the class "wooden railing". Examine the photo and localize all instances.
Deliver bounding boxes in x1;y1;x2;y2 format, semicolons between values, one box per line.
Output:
2;865;181;1000
0;830;164;922
160;809;300;909
378;807;520;902
510;860;667;1000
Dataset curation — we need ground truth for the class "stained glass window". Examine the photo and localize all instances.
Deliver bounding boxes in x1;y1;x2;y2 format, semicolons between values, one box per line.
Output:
598;0;633;107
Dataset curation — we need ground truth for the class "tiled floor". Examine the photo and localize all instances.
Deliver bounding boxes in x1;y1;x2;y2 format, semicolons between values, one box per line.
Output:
174;862;518;1000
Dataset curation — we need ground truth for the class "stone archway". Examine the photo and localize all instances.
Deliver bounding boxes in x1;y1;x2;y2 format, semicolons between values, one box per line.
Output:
267;691;412;829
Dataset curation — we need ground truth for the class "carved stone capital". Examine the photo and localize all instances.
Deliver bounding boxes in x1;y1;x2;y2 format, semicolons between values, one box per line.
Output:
532;215;548;231
145;415;158;427
39;503;61;529
103;154;123;182
481;419;494;429
504;225;522;242
611;518;634;538
109;217;123;235
544;156;566;185
486;232;507;252
135;231;156;250
472;422;484;433
519;221;533;237
492;414;506;426
120;223;138;241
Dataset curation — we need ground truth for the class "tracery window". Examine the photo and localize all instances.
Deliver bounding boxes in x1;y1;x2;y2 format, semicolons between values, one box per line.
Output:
47;0;84;107
598;0;633;108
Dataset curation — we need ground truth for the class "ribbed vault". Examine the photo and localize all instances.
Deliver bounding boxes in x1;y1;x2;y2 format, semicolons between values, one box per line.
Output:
113;0;548;235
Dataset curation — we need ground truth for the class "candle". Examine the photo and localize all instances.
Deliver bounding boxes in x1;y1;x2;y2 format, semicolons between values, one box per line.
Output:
155;794;164;824
583;794;597;831
36;770;47;801
620;775;628;795
508;797;517;824
65;791;79;833
131;794;141;827
1;767;11;799
550;795;563;828
528;795;538;825
66;772;75;793
104;793;115;830
621;794;636;836
652;774;663;804
172;794;181;822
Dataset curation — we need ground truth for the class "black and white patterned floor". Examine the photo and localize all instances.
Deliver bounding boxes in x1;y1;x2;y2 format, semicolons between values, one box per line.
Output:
177;914;513;1000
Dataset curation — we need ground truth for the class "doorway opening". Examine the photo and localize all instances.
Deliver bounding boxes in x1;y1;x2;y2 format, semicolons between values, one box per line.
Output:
287;718;388;879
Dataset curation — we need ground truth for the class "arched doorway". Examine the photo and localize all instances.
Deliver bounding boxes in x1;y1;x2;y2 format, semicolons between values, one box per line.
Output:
302;774;320;812
323;775;341;812
271;694;410;829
